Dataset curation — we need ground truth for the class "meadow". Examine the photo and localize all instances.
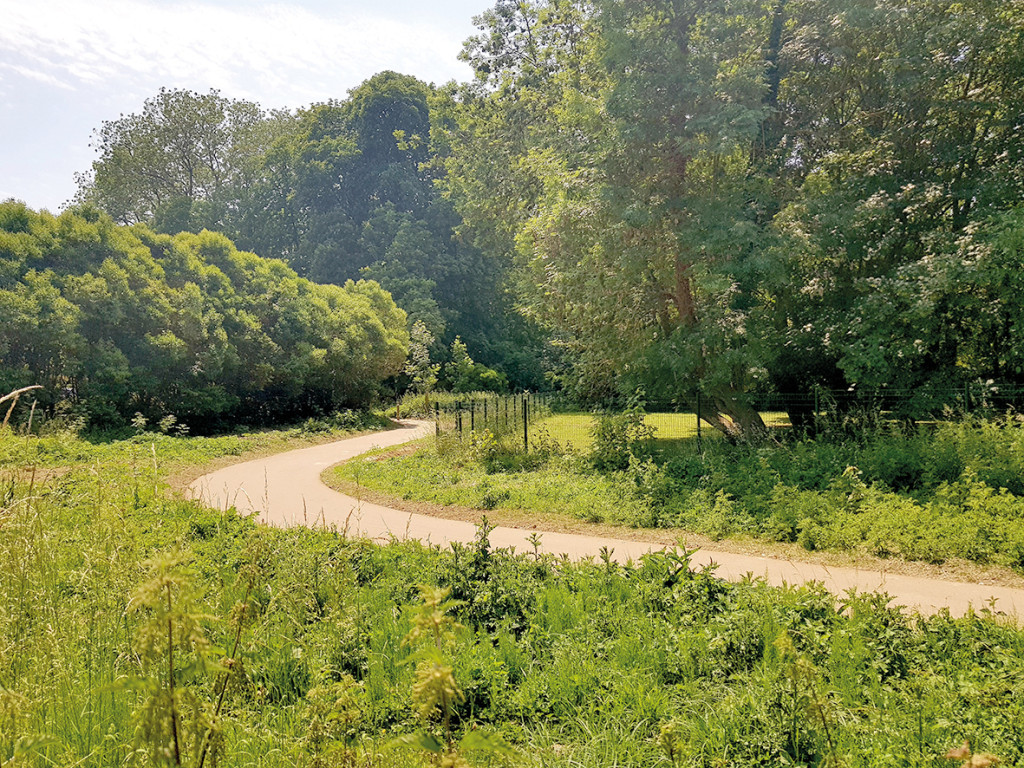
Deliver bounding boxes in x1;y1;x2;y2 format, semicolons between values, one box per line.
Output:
3;416;1024;767
336;410;1024;572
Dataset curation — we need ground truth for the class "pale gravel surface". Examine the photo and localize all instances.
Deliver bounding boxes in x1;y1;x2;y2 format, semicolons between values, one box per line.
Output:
188;420;1024;620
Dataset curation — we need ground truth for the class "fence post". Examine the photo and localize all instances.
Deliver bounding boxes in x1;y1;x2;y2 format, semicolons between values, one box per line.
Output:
696;391;703;455
483;398;488;425
434;403;440;437
523;394;529;452
457;402;463;437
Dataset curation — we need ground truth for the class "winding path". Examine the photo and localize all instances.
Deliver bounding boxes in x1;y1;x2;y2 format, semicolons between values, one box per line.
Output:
188;420;1024;620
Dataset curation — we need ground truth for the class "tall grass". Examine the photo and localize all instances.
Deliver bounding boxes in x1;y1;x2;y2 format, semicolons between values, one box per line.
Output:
4;425;1024;767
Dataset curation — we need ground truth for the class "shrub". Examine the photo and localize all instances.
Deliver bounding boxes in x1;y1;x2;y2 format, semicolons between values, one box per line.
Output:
589;398;654;472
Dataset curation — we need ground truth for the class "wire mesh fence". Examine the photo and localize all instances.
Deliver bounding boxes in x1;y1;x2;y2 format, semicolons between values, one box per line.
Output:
424;393;553;451
424;384;1024;453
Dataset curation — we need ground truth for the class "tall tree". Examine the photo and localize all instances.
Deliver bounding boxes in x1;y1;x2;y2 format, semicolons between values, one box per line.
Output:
449;0;779;437
74;77;543;389
450;0;1024;432
767;0;1024;394
75;88;271;232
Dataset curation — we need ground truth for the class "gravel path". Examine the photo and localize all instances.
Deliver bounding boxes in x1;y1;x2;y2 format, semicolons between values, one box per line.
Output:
188;420;1024;620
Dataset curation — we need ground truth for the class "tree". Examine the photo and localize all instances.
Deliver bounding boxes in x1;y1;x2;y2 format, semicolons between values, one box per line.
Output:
449;0;1024;434
444;336;508;393
0;202;408;430
766;0;1024;395
75;75;549;392
404;320;440;409
449;0;778;438
75;88;269;232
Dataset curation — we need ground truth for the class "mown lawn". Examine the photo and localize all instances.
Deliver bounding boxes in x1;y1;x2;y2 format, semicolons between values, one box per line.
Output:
534;411;793;451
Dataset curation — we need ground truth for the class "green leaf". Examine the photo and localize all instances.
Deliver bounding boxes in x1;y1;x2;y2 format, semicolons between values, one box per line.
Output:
388;731;444;753
460;729;517;757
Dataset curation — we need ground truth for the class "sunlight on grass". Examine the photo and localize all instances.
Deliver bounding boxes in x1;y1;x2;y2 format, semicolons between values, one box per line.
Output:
535;411;793;451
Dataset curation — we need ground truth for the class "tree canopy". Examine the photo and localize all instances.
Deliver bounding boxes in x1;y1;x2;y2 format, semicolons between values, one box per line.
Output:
64;3;1024;432
0;201;408;430
440;0;1024;437
75;75;549;392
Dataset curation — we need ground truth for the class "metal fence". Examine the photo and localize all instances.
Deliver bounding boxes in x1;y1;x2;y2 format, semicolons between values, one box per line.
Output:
427;393;553;451
425;385;1024;453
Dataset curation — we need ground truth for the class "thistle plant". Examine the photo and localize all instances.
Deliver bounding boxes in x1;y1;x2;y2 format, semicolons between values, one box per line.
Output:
304;677;364;768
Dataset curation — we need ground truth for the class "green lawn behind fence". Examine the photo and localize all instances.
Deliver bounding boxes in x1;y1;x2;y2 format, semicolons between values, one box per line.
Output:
534;411;793;451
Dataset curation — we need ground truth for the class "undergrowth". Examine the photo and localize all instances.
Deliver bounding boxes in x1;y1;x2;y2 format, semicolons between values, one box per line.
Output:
0;409;392;476
3;422;1024;767
338;413;1024;570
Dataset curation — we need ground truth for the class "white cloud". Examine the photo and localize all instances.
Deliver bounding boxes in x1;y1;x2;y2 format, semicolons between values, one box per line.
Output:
0;62;75;91
0;0;472;107
0;0;479;210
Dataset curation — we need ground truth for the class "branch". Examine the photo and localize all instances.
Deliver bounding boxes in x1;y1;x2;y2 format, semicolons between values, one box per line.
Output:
1;385;42;430
0;385;42;407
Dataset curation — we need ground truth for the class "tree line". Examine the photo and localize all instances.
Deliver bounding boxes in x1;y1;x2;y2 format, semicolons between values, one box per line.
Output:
73;74;548;393
47;0;1024;438
442;0;1024;438
0;202;407;430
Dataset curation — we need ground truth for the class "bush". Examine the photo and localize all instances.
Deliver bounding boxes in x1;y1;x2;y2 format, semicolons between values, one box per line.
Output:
589;398;654;472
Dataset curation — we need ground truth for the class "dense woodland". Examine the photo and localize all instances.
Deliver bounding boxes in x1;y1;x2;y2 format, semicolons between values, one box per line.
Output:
35;0;1018;438
3;1;1024;435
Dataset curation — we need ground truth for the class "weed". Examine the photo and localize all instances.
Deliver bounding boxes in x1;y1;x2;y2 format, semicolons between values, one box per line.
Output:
588;395;654;472
127;552;220;766
5;423;1024;767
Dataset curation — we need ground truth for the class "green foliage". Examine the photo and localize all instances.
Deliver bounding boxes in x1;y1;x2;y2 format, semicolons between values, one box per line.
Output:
337;436;645;526
444;337;508;394
404;320;441;408
126;552;223;766
2;425;1024;766
402;585;465;752
0;203;408;430
74;74;551;394
299;410;392;436
348;412;1024;570
74;87;269;230
769;0;1024;395
588;398;655;472
443;0;1024;432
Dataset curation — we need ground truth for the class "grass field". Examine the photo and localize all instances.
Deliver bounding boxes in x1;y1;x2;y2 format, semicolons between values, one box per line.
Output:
533;411;793;451
6;417;1024;766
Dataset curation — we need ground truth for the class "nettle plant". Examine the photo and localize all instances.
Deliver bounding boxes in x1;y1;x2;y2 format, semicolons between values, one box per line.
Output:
127;553;220;766
394;586;514;767
126;549;257;768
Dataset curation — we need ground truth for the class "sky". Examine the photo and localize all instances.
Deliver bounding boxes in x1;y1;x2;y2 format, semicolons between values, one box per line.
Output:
0;0;489;212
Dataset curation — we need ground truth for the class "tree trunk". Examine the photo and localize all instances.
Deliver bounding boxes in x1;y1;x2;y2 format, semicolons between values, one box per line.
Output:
691;388;770;443
674;258;697;325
